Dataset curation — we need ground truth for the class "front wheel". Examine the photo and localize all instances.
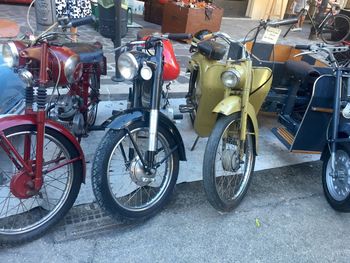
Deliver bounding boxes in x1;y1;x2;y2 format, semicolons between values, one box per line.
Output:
203;113;255;212
91;120;179;221
322;143;350;212
0;125;83;244
319;14;350;44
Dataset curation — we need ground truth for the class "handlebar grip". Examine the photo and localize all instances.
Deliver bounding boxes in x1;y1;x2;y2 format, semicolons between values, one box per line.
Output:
167;33;192;40
294;44;311;50
267;17;298;27
69;16;95;27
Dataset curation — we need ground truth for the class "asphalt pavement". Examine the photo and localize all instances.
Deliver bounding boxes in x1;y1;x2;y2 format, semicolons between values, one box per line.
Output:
1;3;349;262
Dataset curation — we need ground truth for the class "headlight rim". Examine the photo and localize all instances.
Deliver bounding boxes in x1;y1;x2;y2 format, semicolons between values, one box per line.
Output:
117;52;139;80
64;54;81;83
2;42;19;68
221;69;241;89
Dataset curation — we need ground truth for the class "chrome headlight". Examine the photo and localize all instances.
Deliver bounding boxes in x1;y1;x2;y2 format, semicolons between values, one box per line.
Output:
118;52;139;80
221;69;241;89
140;62;153;81
64;55;82;83
2;42;19;67
18;69;33;86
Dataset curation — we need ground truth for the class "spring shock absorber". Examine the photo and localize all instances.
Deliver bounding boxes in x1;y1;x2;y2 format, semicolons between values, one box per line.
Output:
36;85;47;110
25;86;34;109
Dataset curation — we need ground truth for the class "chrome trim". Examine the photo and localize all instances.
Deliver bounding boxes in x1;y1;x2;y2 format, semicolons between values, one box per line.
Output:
117;52;139;80
64;55;80;83
221;69;241;88
148;109;159;151
2;42;19;67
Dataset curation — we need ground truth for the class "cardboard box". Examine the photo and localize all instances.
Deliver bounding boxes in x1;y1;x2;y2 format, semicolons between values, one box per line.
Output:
161;2;223;35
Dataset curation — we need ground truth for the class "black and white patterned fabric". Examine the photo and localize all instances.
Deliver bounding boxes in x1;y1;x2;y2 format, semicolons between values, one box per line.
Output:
56;0;92;19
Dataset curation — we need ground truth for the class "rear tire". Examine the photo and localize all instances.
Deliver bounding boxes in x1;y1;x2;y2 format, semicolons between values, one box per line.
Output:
91;120;179;220
203;113;255;212
322;143;350;212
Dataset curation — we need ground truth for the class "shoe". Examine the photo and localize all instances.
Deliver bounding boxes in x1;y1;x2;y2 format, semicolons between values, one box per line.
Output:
290;27;302;32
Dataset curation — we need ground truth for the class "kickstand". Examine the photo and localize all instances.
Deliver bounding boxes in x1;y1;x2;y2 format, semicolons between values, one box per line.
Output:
190;136;200;151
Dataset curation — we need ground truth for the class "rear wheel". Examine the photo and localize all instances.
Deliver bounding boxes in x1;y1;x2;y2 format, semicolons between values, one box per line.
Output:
320;14;350;44
91;120;179;220
203;113;255;212
0;125;82;244
322;143;350;212
87;73;100;127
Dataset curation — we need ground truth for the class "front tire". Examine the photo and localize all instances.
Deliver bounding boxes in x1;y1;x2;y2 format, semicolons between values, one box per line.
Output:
322;143;350;212
91;120;179;220
203;113;255;212
0;125;82;244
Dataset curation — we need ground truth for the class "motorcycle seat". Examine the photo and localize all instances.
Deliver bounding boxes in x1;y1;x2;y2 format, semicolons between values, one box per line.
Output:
197;40;226;60
285;60;320;81
63;42;104;63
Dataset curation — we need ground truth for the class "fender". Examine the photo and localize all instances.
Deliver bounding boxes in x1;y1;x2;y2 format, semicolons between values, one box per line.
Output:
0;115;86;181
212;96;259;154
107;108;186;161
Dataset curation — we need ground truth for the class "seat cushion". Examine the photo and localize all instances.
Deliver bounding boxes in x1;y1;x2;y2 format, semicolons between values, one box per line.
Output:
197;40;226;60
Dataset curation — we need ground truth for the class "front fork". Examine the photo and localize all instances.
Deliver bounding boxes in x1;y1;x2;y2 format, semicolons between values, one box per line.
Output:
145;43;164;170
330;68;342;174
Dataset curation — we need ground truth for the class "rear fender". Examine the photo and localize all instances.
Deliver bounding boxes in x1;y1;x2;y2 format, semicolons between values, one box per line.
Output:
107;108;186;161
0;115;86;182
213;97;259;154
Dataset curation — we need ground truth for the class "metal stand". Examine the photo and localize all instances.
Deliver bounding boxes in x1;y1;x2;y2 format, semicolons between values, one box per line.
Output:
112;0;124;82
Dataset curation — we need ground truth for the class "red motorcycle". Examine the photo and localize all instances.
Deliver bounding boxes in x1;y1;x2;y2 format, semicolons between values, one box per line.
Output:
0;16;105;244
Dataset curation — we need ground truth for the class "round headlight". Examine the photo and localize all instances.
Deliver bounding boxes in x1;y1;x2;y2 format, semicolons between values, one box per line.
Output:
140;63;153;81
118;52;139;80
18;69;33;86
64;55;81;83
221;69;241;89
2;42;19;67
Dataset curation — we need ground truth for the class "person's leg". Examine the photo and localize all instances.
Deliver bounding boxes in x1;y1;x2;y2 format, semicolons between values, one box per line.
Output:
70;27;77;42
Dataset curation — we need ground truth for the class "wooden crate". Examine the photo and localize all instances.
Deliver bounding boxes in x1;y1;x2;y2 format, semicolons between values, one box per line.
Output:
161;3;223;35
144;0;164;25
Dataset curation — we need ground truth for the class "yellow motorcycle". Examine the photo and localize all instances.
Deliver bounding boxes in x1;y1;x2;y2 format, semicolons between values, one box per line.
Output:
181;19;298;211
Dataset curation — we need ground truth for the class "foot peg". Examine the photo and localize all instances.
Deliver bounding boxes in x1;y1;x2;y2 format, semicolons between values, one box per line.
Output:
179;104;194;113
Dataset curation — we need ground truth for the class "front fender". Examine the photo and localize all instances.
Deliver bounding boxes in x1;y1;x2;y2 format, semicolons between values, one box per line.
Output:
107;108;186;161
0;115;86;181
213;97;259;154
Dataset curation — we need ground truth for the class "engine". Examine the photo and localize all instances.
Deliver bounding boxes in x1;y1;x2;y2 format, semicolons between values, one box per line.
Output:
49;95;85;136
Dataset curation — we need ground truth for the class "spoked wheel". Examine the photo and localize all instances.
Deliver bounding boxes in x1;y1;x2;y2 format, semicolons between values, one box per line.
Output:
0;125;82;244
87;73;100;127
322;143;350;212
320;14;350;44
203;113;255;212
91;120;179;220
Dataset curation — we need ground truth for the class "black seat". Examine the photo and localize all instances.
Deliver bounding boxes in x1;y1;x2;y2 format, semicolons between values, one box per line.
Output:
285;60;320;81
197;40;226;60
63;42;104;63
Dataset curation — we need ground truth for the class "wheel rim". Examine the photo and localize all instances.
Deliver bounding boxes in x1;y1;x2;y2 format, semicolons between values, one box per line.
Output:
87;74;99;126
0;130;74;235
107;127;174;212
214;119;254;203
321;15;350;44
326;149;350;201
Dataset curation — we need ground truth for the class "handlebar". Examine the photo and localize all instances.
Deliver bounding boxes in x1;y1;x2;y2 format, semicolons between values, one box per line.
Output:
266;17;299;27
163;33;192;41
66;16;95;28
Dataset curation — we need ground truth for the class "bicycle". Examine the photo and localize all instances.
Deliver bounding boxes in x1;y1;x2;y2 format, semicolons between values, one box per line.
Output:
284;2;350;44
